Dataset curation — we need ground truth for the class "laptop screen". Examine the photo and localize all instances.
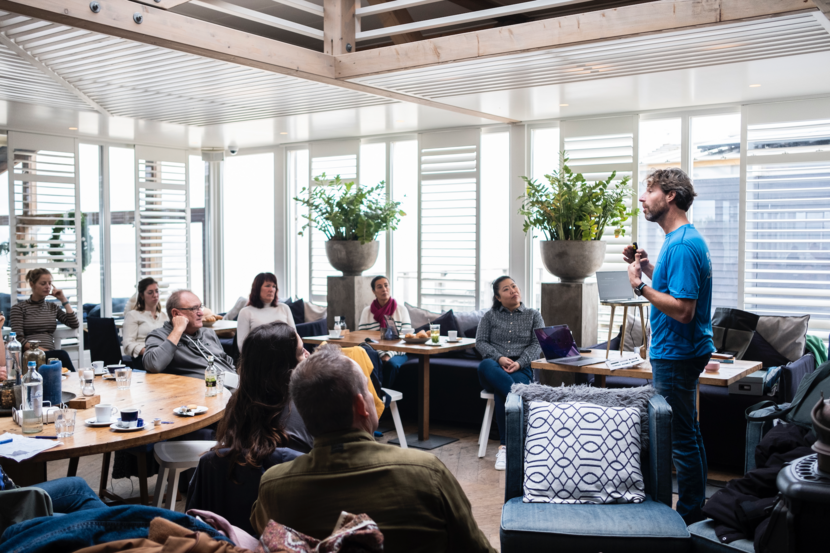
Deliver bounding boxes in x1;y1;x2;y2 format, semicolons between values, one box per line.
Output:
535;326;580;360
596;271;636;302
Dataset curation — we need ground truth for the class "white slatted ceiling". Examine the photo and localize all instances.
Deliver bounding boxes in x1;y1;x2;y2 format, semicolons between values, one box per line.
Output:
308;153;358;304
9;132;81;312
418;130;480;312
561;117;636;337
352;14;830;98
744;119;830;341
0;10;392;127
136;149;189;303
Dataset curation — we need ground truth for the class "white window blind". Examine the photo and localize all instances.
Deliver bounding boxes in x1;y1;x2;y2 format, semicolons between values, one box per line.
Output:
418;129;480;312
561;117;637;337
8;132;82;322
135;146;189;304
308;141;359;304
744;118;830;341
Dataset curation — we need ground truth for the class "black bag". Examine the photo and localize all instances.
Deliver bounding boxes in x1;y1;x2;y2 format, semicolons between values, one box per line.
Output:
746;359;830;429
712;307;758;359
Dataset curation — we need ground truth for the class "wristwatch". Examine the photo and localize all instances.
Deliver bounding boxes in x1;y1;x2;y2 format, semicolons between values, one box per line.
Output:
633;282;648;297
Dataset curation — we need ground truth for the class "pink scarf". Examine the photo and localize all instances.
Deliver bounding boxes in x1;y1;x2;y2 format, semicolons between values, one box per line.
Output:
370;298;398;328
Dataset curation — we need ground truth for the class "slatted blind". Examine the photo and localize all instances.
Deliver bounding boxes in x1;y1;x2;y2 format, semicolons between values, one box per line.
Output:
418;129;480;312
744;118;830;342
561;117;637;336
308;142;359;304
135;146;189;304
8;132;82;333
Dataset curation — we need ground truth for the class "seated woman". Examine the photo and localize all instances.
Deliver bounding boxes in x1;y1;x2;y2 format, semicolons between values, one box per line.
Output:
10;269;79;372
215;321;313;458
357;275;411;387
236;273;295;349
476;276;544;471
121;278;168;372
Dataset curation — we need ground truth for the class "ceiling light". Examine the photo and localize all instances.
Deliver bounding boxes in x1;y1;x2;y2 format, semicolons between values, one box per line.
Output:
68;127;77;130
279;132;288;135
749;84;761;88
560;104;569;107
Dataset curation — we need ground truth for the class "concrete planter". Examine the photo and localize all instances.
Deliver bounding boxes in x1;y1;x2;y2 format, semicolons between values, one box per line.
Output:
325;240;380;276
540;240;607;283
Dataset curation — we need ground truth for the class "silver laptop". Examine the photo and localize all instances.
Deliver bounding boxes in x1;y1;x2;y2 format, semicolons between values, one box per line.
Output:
596;271;649;305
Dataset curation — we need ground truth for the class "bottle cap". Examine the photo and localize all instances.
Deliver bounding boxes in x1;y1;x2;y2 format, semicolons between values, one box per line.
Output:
9;332;15;337
28;361;35;367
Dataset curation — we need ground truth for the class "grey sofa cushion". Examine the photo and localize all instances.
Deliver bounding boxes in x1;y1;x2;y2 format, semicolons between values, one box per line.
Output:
755;315;809;362
404;302;441;328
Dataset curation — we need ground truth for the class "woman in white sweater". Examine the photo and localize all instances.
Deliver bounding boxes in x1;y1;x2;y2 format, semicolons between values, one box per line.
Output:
358;275;411;387
237;272;295;348
121;278;168;371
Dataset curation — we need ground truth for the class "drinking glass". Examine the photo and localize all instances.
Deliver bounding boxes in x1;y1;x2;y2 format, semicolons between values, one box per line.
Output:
56;408;76;438
430;324;441;344
115;368;132;390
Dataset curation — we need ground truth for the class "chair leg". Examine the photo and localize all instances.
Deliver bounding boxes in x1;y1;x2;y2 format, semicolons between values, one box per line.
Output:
390;401;407;449
137;453;149;506
478;398;495;458
166;469;181;511
98;452;111;498
152;465;167;508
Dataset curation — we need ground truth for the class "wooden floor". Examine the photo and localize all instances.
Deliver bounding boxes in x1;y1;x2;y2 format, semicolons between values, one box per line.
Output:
47;421;741;552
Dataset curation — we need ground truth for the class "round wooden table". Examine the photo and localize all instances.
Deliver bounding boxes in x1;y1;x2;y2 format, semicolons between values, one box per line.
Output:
0;372;230;496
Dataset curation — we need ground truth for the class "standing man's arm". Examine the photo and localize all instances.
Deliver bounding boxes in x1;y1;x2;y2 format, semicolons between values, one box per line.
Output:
627;250;697;325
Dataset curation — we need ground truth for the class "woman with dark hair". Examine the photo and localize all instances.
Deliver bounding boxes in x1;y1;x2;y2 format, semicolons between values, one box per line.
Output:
237;272;295;348
357;275;411;386
122;277;168;371
476;276;544;470
214;321;313;461
10;268;79;372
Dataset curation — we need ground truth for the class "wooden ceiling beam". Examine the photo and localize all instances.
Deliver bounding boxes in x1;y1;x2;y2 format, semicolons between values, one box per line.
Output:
365;0;424;44
336;0;821;79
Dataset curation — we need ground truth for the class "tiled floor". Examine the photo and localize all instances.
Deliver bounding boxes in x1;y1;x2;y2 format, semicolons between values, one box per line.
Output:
46;421;741;552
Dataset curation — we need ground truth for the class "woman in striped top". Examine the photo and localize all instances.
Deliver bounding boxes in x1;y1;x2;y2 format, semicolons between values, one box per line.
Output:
10;268;80;372
358;275;411;387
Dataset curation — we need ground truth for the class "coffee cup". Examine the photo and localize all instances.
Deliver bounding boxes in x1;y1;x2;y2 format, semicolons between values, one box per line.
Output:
92;361;105;375
329;328;341;338
95;404;118;423
119;408;142;428
448;330;458;341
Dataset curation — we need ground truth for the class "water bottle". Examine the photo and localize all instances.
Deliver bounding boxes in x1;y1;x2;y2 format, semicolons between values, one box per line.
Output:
22;360;43;434
8;332;21;381
205;355;218;397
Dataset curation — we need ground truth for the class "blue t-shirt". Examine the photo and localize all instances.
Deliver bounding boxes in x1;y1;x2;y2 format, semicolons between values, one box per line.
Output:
649;224;715;360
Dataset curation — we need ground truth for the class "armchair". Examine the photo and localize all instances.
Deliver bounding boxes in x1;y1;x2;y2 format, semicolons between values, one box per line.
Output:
500;392;691;552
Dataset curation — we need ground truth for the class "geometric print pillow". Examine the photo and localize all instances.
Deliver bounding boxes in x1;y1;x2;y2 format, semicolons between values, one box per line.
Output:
523;401;645;504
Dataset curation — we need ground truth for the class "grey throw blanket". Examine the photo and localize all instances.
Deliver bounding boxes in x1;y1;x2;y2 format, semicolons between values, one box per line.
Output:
510;383;657;449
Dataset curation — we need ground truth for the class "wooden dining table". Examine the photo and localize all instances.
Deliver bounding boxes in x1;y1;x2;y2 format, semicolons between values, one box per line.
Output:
303;330;477;450
0;372;230;495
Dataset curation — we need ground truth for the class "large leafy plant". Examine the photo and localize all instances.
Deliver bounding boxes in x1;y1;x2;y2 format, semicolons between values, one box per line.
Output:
519;153;639;241
293;174;405;244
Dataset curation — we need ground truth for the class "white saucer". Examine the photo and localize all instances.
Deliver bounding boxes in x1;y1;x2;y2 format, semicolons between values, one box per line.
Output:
446;339;462;343
85;418;114;427
326;335;345;340
174;406;208;416
110;422;145;432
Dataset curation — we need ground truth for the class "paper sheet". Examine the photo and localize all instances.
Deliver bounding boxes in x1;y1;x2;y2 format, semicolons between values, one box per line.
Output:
0;432;63;462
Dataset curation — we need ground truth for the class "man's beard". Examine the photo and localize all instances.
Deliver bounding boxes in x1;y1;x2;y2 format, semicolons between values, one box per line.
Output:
643;201;668;222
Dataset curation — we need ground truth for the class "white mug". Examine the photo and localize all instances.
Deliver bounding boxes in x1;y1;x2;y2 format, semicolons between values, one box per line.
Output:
92;361;105;374
95;404;118;423
448;330;458;341
329;328;342;338
401;325;413;335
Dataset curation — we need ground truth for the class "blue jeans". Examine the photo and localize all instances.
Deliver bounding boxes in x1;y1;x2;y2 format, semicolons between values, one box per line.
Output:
0;505;230;553
651;355;710;523
477;359;532;445
382;354;408;389
31;477;106;514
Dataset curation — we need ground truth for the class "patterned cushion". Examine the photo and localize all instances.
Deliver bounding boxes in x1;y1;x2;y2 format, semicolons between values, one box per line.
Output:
523;401;645;505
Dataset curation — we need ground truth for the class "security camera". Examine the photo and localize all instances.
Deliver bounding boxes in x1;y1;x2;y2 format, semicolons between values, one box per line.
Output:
228;146;239;156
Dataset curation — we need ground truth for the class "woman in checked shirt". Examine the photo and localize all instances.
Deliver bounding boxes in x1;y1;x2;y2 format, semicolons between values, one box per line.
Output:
476;276;545;470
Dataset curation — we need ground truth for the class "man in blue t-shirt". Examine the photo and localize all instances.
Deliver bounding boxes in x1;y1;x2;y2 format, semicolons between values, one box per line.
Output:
624;167;715;525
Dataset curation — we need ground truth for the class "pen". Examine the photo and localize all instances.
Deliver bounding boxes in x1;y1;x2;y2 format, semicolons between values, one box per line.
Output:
34;436;58;439
0;438;12;445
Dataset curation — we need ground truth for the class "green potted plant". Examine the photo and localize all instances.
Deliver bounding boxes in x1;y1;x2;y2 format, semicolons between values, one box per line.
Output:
293;174;405;276
519;153;638;282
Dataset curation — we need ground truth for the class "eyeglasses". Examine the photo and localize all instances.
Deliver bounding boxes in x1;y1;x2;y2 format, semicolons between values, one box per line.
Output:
177;304;203;312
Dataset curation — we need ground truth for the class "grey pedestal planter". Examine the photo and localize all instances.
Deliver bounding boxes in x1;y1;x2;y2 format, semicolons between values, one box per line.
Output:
325;240;380;276
540;240;607;283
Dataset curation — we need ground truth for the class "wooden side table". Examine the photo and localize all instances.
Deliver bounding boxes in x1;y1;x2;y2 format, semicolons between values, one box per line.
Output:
603;301;650;360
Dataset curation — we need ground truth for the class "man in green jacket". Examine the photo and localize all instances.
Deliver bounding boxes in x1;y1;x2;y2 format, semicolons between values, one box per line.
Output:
250;344;496;553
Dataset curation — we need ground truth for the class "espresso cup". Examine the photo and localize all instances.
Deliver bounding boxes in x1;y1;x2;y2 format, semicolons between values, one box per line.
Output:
95;404;118;423
448;330;458;341
119;408;141;428
92;361;105;375
329;328;341;338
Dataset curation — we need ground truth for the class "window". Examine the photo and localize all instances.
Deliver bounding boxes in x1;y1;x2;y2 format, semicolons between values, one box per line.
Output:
189;155;205;301
529;126;560;307
79;144;102;306
480;132;510;307
390;140;418;306
108;146;137;305
359;142;387;277
744;118;830;341
637;118;682;259
0;131;10;296
223;152;274;311
287;148;309;301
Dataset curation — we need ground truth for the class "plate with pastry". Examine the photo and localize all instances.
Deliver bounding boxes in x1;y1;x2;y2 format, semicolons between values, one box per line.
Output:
174;404;208;416
402;330;430;344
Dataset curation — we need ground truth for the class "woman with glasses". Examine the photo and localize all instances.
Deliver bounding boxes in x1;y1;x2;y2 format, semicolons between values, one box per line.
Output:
121;278;168;371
